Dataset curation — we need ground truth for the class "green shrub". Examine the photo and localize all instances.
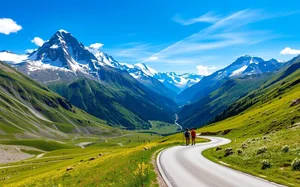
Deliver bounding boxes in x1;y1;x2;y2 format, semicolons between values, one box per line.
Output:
237;149;243;155
133;162;151;186
261;160;271;169
224;148;233;156
281;145;290;153
257;146;267;155
291;158;300;171
241;143;247;149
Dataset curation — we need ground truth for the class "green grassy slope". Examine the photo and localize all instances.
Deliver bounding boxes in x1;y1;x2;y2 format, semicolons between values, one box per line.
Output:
136;75;177;100
197;58;300;186
48;77;178;130
215;56;300;123
0;129;207;187
178;74;271;128
0;61;119;140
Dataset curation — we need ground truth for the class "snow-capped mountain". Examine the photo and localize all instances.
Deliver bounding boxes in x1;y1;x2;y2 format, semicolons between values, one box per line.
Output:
154;72;203;93
87;49;121;69
28;30;101;75
178;55;282;104
0;30;182;130
87;47;156;77
82;47;198;96
80;48;175;98
0;30;203;97
94;56;202;94
87;48;158;77
216;55;281;79
0;30;112;83
0;30;179;99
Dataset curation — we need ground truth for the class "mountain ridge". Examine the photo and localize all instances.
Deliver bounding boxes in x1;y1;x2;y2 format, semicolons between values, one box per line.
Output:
177;55;282;104
0;60;118;139
0;30;179;129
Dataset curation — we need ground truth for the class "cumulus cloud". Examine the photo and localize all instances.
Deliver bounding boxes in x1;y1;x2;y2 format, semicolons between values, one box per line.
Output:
280;47;300;55
31;37;45;47
90;43;104;49
25;49;35;53
0;18;22;35
196;65;216;76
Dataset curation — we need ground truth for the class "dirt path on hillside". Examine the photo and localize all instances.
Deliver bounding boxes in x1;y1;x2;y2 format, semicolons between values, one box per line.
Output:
151;149;167;187
0;145;43;164
77;142;94;148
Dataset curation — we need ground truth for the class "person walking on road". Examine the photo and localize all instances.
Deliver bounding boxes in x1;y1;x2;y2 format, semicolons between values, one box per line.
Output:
191;128;196;145
184;128;190;145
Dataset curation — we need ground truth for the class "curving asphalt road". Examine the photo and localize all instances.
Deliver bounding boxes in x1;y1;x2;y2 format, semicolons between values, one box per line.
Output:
157;136;285;187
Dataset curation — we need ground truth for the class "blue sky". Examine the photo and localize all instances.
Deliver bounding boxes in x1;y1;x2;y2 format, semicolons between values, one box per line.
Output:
1;0;300;74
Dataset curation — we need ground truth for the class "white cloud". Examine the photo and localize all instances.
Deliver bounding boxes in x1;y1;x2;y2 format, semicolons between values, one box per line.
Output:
102;10;293;73
31;37;45;47
172;12;220;25
142;9;284;67
149;56;158;60
90;43;104;49
196;65;217;76
280;47;300;55
25;49;35;53
0;18;22;35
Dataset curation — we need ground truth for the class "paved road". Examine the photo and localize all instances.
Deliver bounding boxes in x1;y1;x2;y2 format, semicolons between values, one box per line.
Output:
157;136;284;187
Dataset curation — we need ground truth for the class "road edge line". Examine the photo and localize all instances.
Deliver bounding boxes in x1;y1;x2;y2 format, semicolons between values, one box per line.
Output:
156;149;173;187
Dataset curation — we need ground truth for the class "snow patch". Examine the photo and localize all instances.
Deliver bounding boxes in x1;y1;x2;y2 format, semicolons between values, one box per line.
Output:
0;52;28;64
58;29;69;33
130;72;141;79
134;63;157;76
230;65;248;77
50;44;59;49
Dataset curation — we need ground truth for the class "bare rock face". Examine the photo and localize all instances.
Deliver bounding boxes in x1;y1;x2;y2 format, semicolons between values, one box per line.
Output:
290;98;300;107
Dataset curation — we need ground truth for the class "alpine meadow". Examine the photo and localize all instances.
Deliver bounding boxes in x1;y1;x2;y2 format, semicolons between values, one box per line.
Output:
0;1;300;187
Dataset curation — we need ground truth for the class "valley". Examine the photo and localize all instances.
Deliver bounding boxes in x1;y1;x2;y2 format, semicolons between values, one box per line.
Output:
0;14;299;187
0;45;299;186
0;130;208;187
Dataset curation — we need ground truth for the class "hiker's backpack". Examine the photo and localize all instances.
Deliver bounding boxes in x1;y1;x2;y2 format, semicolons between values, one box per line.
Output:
184;131;190;137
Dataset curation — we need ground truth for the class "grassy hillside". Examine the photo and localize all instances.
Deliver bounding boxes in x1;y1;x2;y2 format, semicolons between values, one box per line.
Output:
215;56;300;122
136;75;177;100
178;74;271;128
0;130;206;187
197;58;300;186
138;120;180;135
48;77;177;130
0;61;120;140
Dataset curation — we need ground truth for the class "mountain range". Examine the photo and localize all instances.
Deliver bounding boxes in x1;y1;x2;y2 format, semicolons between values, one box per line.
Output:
176;55;285;127
0;29;298;130
0;31;201;99
1;30;178;129
177;55;283;104
0;61;118;139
